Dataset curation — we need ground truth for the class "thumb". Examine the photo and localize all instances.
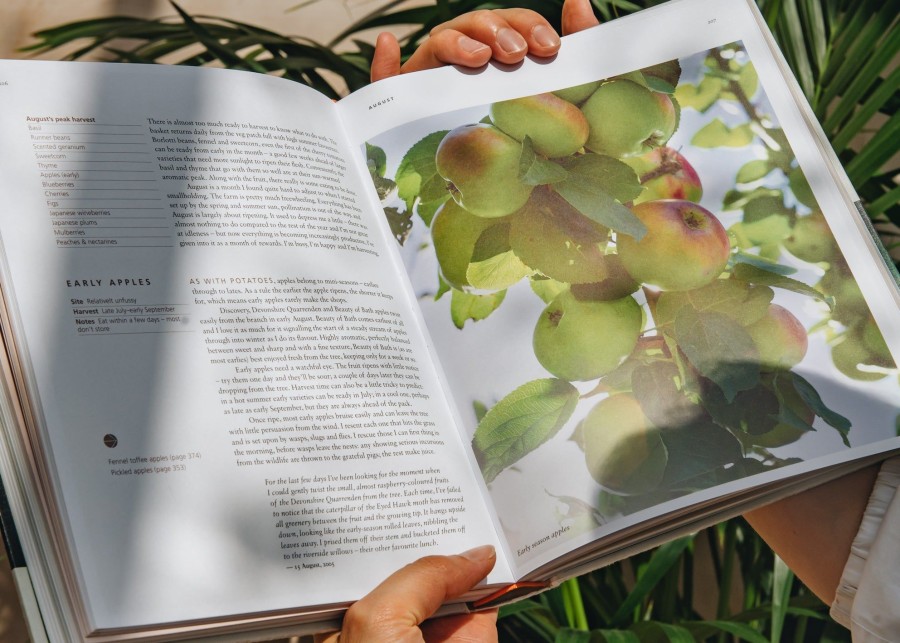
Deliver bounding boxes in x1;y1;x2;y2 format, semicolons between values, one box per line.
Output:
371;32;402;83
340;545;497;641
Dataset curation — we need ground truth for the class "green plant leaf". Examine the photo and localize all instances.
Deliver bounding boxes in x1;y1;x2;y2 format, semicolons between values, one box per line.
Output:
555;179;645;241
367;141;393;192
731;252;797;276
563;154;644;204
473;379;579;483
771;555;794;643
530;277;569;304
654;279;775;329
467;251;533;290
789;372;851;444
736;159;775;184
691;119;755;148
673;308;760;401
732;263;831;308
395;130;448;211
640;59;682;94
611;538;692;626
519;136;570;185
554;628;591;643
683;620;769;643
674;76;723;112
383;206;411;245
449;288;506;329
592;631;640;643
660;418;745;486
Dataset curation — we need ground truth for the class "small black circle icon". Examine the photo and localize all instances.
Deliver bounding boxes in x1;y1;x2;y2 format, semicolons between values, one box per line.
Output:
103;434;118;448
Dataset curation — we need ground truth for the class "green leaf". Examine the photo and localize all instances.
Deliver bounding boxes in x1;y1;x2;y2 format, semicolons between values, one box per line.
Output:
674;76;723;112
611;538;692;626
720;59;760;102
593;631;640;643
395;130;448;212
467;251;533;290
383;207;412;245
771;555;794;643
673;308;760;401
683;620;769;643
640;59;682;94
732;263;832;308
519;136;570;185
555;178;646;241
790;372;852;444
554;629;591;643
660;419;745;486
731;252;798;276
365;142;387;177
449;288;505;329
473;379;579;483
846;110;900;186
691;119;755;148
563;154;644;204
653;280;776;331
723;187;783;211
736;159;775;184
530;278;569;304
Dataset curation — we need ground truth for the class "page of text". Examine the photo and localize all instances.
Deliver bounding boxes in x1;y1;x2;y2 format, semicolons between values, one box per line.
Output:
0;61;509;630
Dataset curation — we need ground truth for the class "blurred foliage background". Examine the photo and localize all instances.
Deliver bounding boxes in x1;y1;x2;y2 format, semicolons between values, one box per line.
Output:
20;0;899;641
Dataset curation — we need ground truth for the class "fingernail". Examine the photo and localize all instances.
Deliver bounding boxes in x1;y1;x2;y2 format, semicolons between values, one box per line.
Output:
497;28;527;55
532;25;560;48
459;36;490;55
459;545;495;562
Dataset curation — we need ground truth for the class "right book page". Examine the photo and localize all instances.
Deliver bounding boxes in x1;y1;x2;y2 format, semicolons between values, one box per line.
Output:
339;0;900;579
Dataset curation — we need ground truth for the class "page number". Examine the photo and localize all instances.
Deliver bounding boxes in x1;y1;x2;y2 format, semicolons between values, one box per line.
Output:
708;18;717;24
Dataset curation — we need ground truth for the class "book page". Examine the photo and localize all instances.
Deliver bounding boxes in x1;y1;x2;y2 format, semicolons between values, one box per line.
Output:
0;61;509;632
337;0;900;578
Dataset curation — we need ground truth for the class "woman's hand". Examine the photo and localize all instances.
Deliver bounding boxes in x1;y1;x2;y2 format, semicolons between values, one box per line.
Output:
370;0;601;83
317;545;498;642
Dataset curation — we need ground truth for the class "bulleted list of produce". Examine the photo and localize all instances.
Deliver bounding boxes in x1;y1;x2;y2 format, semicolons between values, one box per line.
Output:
27;116;171;248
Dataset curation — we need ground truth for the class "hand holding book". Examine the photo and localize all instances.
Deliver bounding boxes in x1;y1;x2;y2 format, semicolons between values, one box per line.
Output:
368;0;601;82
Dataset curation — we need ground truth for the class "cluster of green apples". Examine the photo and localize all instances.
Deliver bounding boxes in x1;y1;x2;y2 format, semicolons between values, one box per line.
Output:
427;73;833;496
732;166;896;382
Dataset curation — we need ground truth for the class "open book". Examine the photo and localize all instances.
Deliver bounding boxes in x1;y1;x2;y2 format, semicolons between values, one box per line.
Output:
0;0;897;640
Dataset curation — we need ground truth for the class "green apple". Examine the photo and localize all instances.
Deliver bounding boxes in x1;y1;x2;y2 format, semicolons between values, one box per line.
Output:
435;124;533;218
783;211;835;263
581;79;678;157
622;146;702;204
616;199;731;291
533;290;643;381
553;81;602;105
431;199;506;290
490;93;590;158
580;394;667;494
744;304;808;371
509;188;610;284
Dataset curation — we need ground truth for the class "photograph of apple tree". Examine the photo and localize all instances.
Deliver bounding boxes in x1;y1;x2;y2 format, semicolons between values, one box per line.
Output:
366;41;898;524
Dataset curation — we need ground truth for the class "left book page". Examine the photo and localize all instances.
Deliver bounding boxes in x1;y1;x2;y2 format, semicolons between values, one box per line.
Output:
0;60;507;635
